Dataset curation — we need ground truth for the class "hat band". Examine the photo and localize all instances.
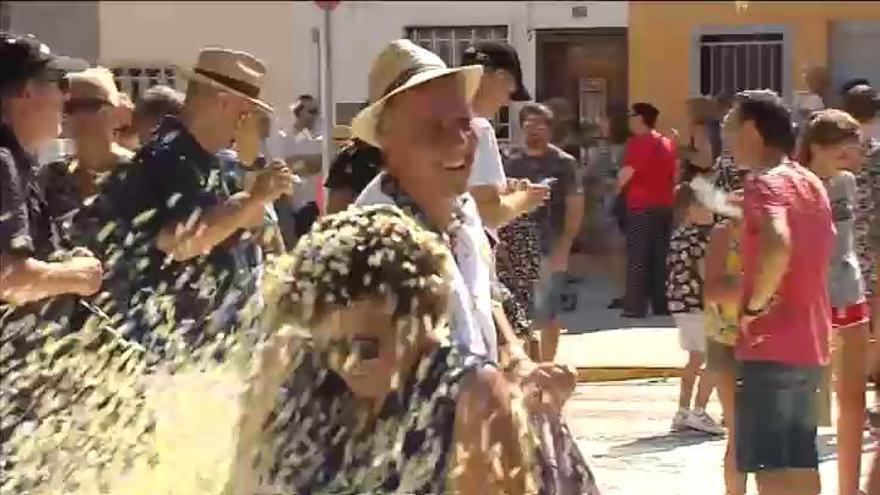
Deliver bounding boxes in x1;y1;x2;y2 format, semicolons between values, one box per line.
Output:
194;68;260;99
380;63;445;100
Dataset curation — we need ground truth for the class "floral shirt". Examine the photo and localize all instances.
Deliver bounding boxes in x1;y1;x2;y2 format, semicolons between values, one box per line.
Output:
855;138;880;296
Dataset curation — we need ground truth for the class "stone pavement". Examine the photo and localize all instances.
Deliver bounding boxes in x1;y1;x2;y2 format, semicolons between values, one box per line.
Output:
563;378;876;495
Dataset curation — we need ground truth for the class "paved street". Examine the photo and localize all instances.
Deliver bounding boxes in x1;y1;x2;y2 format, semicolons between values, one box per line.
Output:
564;378;876;495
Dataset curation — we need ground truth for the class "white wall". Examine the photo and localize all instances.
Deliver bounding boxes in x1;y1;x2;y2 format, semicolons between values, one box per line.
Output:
99;1;299;117
292;1;629;115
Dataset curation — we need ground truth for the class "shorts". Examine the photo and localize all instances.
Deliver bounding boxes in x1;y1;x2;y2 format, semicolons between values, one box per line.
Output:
706;339;738;373
735;361;822;472
674;313;706;353
531;269;567;326
831;301;870;329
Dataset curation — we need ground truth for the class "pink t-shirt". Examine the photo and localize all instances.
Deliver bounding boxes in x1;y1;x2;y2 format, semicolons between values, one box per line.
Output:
736;162;834;366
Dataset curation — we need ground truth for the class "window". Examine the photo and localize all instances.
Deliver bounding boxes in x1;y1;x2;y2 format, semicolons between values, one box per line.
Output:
699;32;784;97
407;26;511;140
111;66;181;101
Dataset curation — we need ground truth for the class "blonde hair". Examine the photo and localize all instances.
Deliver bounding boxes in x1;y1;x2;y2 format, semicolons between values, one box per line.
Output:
797;109;861;166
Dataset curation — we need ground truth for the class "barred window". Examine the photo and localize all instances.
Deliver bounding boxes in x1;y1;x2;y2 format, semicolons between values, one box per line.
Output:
407;26;511;141
699;32;784;97
111;66;182;101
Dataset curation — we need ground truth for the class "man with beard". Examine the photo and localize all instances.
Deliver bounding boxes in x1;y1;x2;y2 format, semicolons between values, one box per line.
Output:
504;103;585;362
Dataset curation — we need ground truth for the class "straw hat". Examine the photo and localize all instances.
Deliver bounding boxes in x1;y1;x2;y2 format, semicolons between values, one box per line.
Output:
67;66;121;106
178;47;272;112
351;39;483;148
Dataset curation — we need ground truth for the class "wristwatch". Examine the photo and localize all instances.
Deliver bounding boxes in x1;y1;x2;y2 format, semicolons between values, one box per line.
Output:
743;296;777;317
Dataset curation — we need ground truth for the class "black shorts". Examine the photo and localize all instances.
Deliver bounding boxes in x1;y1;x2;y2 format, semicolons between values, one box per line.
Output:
735;361;822;472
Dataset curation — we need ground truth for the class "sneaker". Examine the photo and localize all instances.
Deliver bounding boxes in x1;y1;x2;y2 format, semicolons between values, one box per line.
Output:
684;410;725;436
671;410;689;432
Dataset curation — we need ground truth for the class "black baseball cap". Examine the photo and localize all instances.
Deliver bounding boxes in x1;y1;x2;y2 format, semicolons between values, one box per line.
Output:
461;41;530;102
0;32;88;88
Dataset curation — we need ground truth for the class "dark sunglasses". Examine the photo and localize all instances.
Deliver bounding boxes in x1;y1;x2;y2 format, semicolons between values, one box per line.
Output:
64;98;112;115
321;337;381;371
306;108;319;115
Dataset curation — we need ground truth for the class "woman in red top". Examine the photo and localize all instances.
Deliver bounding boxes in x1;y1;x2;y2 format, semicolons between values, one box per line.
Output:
617;102;678;318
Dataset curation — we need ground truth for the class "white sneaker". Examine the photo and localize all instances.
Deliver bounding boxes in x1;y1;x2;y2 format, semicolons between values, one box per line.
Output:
684;410;725;436
671;410;689;432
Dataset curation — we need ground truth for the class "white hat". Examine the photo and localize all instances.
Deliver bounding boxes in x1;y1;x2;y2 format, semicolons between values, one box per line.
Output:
178;47;272;112
67;66;122;106
351;39;483;148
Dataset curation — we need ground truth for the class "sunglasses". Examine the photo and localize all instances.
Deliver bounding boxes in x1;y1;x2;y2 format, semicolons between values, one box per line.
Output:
64;97;112;115
306;108;319;115
324;336;381;362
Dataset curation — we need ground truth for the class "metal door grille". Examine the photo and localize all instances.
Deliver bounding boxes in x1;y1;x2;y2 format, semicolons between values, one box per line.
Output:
407;26;511;140
699;33;783;97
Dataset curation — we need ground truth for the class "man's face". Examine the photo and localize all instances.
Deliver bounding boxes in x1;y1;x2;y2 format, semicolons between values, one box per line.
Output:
380;74;476;197
65;96;116;148
297;99;318;128
722;104;761;169
480;68;516;114
628;114;648;135
20;72;66;145
216;91;257;147
523;114;551;150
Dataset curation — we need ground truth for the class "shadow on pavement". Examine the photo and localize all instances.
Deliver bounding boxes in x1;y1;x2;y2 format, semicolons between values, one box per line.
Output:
816;433;878;462
558;274;675;334
600;431;722;457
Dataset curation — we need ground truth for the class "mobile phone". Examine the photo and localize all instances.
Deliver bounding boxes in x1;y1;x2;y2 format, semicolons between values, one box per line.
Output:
540;177;558;187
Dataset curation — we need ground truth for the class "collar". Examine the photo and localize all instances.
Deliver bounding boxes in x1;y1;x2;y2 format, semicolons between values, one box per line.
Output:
378;173;466;241
153;115;217;175
0;122;28;163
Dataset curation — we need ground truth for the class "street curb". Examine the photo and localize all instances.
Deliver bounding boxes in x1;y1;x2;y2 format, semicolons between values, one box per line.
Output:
576;367;684;383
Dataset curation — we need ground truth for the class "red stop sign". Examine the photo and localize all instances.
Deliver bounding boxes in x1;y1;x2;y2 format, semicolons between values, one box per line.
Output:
315;0;341;10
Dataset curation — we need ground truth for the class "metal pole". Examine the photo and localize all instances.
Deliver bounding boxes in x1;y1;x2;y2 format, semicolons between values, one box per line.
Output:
319;7;333;215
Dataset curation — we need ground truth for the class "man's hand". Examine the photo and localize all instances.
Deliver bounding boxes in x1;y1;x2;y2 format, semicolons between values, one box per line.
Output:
251;162;299;203
514;361;577;414
519;182;550;215
68;255;103;296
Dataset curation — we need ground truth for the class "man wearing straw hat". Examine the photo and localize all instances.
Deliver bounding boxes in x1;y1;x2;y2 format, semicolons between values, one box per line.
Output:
101;47;297;350
353;39;574;411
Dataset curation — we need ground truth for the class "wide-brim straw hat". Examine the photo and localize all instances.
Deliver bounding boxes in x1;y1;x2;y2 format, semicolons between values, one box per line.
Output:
177;47;273;112
351;39;483;148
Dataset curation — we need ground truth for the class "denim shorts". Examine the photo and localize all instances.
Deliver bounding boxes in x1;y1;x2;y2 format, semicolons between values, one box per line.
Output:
735;361;822;472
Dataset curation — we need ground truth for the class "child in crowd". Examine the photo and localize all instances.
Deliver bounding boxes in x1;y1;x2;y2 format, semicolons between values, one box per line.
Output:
667;174;723;435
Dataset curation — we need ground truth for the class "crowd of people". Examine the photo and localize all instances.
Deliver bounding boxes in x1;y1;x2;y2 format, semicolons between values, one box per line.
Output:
0;27;879;495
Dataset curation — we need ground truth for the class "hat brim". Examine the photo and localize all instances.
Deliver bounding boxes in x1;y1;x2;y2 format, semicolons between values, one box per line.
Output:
177;65;273;113
351;65;483;148
45;55;89;74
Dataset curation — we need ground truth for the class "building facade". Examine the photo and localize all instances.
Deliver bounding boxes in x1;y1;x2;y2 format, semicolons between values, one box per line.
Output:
290;1;629;143
629;1;880;134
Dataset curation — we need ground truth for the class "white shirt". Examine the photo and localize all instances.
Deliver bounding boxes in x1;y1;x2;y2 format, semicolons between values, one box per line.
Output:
266;127;322;209
355;173;499;362
468;117;506;189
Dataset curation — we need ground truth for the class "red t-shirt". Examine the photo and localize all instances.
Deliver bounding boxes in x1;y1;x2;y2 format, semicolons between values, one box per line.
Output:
736;162;834;366
624;131;677;211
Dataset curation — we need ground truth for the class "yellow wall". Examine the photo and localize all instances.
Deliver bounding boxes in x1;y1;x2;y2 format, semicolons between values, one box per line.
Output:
629;1;880;134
